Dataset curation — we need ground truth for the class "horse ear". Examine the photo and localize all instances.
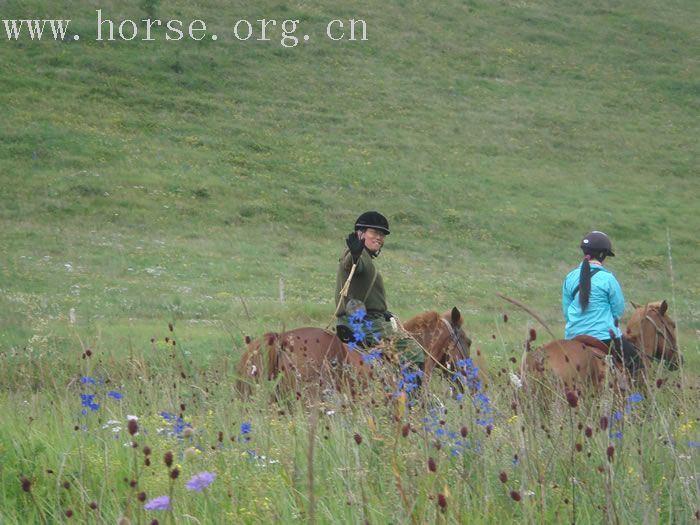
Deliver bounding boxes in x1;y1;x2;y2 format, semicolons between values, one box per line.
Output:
659;300;668;316
451;306;461;326
245;335;251;345
631;301;640;309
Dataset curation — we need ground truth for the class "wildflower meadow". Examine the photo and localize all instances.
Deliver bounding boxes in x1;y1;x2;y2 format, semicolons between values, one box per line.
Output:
1;315;698;524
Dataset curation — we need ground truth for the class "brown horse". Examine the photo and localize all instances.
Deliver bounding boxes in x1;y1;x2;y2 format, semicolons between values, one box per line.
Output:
235;307;474;396
235;327;368;398
401;307;474;381
524;300;680;389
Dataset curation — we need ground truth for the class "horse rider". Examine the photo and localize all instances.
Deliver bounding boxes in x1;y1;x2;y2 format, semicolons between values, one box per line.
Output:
562;231;644;375
334;211;424;370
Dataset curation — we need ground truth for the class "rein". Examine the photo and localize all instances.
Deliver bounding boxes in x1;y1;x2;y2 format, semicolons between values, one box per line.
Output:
643;312;678;361
439;317;470;363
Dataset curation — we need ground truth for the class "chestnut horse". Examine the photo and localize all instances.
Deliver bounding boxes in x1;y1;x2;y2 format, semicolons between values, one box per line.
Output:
235;307;473;396
524;301;680;389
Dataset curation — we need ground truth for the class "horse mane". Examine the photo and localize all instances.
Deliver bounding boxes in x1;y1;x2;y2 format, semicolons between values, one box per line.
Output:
403;311;441;332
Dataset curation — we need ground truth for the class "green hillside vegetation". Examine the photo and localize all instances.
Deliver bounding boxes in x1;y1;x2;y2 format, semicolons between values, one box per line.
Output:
1;0;698;365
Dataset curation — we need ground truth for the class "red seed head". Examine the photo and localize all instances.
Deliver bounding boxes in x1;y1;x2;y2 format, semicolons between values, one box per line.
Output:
599;416;609;431
164;451;173;467
585;426;593;438
62;480;70;490
499;471;508;483
144;458;151;467
127;419;138;436
437;493;447;510
460;426;468;438
143;446;151;456
169;323;174;332
20;477;31;493
656;378;666;388
170;467;180;480
401;424;410;437
65;509;74;518
89;501;98;510
607;445;615;462
354;433;362;445
151;520;160;525
85;349;93;357
510;490;522;502
566;390;578;408
137;492;146;502
575;443;583;452
529;328;537;341
428;457;437;472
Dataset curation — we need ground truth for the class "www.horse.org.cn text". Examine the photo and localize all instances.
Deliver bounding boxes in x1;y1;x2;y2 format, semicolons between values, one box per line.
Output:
2;11;369;47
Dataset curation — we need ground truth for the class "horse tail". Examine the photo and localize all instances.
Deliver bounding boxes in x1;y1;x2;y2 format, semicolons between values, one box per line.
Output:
579;256;592;311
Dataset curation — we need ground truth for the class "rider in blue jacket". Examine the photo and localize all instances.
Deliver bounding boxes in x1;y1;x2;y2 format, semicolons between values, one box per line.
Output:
562;231;644;374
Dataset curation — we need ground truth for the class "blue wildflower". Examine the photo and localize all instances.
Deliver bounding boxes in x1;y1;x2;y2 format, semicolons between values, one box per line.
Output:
628;393;644;403
80;376;97;385
80;393;96;406
362;351;382;364
107;391;123;400
240;422;252;435
610;431;623;440
613;411;623;422
348;308;367;324
688;441;699;448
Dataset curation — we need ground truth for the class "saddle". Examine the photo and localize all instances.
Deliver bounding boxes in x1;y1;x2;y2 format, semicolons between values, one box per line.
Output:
573;335;611;358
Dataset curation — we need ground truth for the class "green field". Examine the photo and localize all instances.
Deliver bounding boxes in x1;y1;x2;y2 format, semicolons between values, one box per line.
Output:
1;0;698;522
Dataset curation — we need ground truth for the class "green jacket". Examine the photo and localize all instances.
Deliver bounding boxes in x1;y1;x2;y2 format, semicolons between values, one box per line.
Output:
335;248;387;317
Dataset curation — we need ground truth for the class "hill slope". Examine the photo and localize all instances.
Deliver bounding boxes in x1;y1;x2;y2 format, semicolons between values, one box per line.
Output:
1;0;698;361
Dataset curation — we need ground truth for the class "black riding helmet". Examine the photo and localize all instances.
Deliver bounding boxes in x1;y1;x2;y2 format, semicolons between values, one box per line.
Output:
580;231;615;257
355;211;390;235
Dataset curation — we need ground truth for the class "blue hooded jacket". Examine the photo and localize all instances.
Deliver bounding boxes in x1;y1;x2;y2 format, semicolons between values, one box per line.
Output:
562;263;625;340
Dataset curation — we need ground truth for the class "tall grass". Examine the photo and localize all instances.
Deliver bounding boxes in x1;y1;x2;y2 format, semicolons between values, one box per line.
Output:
1;322;697;523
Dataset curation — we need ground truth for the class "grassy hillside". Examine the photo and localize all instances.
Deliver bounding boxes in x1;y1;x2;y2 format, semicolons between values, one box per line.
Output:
1;0;698;365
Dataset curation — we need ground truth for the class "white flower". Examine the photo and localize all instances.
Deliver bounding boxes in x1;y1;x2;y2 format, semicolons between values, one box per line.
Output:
509;372;523;389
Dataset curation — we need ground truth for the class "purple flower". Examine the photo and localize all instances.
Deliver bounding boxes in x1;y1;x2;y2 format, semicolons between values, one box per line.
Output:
144;495;171;510
185;471;216;492
107;391;123;400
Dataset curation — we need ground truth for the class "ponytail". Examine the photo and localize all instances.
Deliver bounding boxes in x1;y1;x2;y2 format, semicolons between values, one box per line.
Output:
579;254;592;310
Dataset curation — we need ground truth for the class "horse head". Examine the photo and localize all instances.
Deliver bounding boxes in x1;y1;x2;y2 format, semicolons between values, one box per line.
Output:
626;300;681;370
438;307;472;369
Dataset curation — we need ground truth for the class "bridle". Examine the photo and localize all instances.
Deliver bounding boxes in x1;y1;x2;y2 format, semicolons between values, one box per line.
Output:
439;317;471;364
642;309;678;363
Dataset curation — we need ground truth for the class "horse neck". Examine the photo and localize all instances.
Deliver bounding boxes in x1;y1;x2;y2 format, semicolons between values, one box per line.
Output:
404;314;448;358
626;308;660;359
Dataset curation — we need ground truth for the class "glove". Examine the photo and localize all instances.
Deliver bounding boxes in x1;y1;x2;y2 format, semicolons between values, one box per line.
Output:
345;232;365;261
